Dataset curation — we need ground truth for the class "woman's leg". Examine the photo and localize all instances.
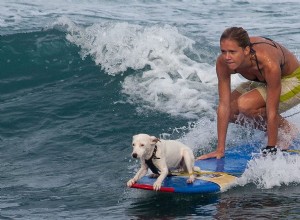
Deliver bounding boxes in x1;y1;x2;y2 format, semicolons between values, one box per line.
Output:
230;88;267;130
231;87;298;148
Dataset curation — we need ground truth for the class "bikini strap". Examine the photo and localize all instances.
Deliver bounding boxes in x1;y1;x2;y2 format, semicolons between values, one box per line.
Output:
261;37;286;68
249;45;264;76
251;37;285;69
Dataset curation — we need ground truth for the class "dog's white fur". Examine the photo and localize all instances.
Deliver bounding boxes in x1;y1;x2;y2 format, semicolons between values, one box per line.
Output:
127;133;200;191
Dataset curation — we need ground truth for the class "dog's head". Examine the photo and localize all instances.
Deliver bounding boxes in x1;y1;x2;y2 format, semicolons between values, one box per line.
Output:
131;134;160;159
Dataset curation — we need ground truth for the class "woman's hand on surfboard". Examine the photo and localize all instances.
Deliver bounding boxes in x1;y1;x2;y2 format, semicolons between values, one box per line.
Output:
197;150;224;160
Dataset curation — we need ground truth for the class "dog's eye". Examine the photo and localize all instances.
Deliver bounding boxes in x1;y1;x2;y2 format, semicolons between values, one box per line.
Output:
141;144;144;147
132;143;135;146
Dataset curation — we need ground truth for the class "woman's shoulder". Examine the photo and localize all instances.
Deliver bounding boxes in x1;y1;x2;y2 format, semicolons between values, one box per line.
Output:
249;36;263;42
251;38;280;60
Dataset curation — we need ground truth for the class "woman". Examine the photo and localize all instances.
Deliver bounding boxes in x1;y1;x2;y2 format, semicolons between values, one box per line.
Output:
198;27;300;160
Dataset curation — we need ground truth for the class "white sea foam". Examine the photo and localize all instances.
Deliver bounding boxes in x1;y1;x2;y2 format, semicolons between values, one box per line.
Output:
237;152;300;189
53;17;221;118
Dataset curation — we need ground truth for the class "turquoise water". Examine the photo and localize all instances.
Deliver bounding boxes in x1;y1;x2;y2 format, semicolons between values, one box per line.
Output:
1;1;300;219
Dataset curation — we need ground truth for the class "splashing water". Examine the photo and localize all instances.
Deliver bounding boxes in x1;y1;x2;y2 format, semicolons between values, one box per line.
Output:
237;152;300;189
52;17;221;118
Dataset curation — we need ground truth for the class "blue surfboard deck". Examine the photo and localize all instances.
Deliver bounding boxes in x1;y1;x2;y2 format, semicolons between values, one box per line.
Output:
131;143;300;194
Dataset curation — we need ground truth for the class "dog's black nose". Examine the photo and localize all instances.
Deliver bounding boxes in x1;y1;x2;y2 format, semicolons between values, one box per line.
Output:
132;153;137;158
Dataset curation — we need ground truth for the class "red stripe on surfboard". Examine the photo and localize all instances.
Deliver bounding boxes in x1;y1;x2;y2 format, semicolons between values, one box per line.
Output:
131;183;175;193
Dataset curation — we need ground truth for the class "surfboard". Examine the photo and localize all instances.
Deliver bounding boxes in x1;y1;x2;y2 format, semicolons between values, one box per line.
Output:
131;151;250;193
130;144;299;194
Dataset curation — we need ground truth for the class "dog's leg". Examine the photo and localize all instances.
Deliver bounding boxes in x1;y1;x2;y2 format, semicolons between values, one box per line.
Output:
127;166;148;187
153;167;168;191
182;149;196;184
152;159;168;191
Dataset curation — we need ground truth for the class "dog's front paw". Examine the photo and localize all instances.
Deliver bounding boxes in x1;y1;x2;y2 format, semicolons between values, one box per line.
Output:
127;179;136;187
153;180;162;191
187;175;195;184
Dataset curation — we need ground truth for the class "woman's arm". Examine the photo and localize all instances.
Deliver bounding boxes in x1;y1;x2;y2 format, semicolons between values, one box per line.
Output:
197;57;231;160
264;63;282;147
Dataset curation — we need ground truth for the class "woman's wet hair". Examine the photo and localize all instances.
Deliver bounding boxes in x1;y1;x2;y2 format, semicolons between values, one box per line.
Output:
220;27;251;49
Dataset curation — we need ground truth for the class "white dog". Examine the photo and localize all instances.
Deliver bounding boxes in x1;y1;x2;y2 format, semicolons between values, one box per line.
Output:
127;133;200;191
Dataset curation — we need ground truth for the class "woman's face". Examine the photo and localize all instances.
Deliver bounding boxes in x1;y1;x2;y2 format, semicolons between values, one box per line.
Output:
220;39;249;70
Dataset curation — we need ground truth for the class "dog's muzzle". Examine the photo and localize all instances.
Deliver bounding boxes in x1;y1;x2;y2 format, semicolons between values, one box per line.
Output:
132;153;138;158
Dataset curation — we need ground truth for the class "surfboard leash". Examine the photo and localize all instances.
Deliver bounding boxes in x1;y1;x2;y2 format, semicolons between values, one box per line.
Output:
170;170;240;177
286;149;300;154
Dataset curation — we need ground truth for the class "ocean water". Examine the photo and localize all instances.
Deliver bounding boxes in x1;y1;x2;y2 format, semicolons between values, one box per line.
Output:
1;0;300;219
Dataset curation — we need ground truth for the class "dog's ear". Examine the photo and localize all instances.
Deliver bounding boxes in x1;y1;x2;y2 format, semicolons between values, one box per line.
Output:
150;136;160;144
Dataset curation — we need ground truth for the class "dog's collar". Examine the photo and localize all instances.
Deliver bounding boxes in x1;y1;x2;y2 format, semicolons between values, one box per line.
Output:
150;145;160;160
145;145;160;174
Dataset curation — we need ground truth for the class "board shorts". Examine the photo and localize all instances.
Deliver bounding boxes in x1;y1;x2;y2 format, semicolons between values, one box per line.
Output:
235;66;300;113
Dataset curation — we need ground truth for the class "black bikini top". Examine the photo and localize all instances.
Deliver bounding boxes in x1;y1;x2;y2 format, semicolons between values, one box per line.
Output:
235;37;286;82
